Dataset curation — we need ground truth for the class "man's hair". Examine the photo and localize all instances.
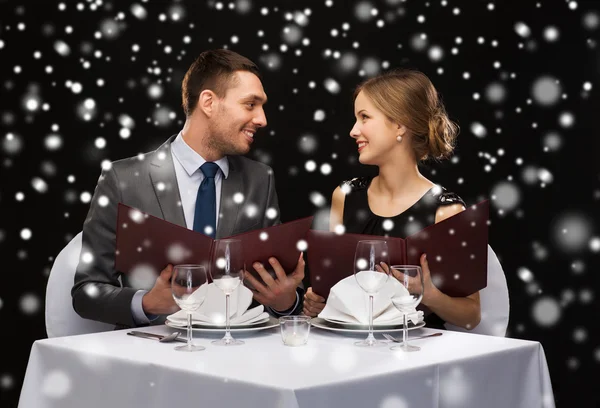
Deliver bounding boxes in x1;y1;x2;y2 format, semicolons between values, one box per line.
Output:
181;49;261;116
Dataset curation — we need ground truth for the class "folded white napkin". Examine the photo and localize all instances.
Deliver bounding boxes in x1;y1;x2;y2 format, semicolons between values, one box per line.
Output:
167;282;267;326
318;275;424;325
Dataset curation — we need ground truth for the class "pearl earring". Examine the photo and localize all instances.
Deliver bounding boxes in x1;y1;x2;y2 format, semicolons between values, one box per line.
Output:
396;135;403;143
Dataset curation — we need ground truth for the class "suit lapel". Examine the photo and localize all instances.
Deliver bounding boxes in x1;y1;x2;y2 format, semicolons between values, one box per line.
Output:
216;156;243;238
149;136;186;227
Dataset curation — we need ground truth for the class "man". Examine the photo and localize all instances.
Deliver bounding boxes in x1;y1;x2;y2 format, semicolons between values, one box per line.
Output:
72;49;304;328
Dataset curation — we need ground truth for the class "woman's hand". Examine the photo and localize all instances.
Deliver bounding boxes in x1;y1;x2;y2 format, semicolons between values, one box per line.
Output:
391;253;481;329
389;254;441;306
418;253;442;305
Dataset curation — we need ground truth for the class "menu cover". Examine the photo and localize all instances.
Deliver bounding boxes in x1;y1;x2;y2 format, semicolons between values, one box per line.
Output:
307;200;489;298
114;203;314;283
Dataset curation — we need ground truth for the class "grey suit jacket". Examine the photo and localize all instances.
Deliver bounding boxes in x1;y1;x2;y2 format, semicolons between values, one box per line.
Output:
72;135;301;327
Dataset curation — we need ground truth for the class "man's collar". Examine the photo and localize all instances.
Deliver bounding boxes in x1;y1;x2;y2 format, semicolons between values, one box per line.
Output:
170;131;229;178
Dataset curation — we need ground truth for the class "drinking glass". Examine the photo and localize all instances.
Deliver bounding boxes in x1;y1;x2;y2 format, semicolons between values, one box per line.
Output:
354;240;390;347
210;239;245;346
171;264;208;351
279;316;311;346
390;265;424;352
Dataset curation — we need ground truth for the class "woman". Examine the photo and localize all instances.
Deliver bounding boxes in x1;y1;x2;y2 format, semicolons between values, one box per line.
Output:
303;69;481;330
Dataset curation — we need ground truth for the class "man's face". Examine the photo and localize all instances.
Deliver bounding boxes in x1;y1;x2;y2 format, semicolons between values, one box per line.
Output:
208;71;268;156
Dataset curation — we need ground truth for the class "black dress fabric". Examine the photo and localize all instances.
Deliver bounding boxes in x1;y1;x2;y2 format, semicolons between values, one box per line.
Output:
340;176;466;330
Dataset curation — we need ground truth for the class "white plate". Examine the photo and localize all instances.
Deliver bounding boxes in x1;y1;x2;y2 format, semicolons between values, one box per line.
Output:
312;317;425;333
166;316;279;332
166;312;270;328
323;317;415;327
166;316;270;328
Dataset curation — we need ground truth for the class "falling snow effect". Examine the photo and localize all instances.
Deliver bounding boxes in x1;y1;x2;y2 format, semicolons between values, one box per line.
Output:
41;370;72;399
0;1;598;406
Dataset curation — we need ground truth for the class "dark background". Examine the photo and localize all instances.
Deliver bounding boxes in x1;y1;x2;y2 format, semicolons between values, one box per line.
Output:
1;0;599;406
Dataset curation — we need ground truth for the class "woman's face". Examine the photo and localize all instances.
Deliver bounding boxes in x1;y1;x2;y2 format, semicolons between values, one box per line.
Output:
349;91;404;166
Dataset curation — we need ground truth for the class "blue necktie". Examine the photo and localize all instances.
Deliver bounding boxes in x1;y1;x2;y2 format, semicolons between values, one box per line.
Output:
193;162;220;238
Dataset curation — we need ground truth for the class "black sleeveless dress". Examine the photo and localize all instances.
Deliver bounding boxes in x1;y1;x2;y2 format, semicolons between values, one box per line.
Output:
340;176;466;330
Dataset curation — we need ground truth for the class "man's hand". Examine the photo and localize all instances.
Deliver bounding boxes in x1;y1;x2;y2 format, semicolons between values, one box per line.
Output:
303;287;325;317
245;252;305;312
142;264;179;315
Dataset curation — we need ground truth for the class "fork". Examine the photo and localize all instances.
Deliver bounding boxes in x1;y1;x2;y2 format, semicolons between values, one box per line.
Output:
127;331;187;343
383;332;443;342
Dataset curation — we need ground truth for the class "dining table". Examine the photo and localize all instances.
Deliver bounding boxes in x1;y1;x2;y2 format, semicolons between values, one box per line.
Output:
18;322;555;408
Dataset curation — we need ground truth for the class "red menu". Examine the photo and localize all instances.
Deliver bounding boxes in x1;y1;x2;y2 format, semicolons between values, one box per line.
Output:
114;203;313;282
307;200;489;298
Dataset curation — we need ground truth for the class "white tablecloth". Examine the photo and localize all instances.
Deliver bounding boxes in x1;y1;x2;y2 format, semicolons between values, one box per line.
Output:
19;325;555;408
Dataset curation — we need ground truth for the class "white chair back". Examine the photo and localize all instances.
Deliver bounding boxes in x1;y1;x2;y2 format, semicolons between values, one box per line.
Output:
445;245;510;336
45;232;114;337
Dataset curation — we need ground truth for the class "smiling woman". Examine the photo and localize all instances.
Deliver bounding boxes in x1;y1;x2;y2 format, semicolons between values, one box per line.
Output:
304;69;482;333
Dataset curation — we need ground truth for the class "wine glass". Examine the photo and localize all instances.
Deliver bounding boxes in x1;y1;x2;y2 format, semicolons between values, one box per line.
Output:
390;265;424;352
171;264;208;352
210;239;245;346
354;240;390;347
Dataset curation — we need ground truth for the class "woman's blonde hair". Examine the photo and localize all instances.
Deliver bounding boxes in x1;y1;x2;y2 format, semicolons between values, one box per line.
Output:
354;69;458;161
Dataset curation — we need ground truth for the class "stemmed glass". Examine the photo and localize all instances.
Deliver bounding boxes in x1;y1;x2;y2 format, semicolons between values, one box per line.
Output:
210;239;245;346
354;240;390;347
171;264;208;352
390;265;424;352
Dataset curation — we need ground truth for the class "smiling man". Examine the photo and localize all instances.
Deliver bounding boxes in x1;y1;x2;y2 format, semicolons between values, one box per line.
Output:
72;49;304;328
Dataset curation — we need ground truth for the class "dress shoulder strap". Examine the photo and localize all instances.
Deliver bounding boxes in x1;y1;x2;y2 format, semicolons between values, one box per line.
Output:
340;176;370;193
437;188;466;207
